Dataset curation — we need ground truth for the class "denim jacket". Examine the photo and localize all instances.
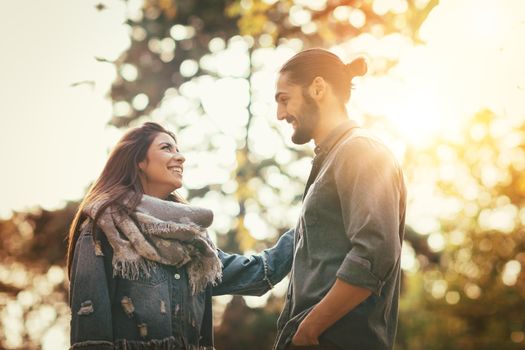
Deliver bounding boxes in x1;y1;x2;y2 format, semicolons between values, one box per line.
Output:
69;222;294;350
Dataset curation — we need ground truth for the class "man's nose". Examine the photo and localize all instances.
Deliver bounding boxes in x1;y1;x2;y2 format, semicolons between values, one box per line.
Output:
276;107;287;121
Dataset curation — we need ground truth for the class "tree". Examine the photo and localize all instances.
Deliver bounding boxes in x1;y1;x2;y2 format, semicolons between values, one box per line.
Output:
107;0;439;248
397;110;525;350
0;204;75;350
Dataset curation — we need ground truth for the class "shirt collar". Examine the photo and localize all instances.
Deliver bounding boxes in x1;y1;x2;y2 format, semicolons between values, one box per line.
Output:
314;120;359;156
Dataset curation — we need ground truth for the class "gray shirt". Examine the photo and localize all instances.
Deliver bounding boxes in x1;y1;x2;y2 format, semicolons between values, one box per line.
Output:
274;121;407;350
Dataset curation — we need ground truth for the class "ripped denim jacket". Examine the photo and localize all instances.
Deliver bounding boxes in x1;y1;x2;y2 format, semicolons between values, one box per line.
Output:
69;224;294;350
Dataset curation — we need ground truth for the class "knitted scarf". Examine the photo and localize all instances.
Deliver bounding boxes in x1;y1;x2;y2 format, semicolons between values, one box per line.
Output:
83;193;222;295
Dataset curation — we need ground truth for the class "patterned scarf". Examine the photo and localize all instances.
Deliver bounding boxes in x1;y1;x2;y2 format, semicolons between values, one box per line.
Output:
83;193;222;295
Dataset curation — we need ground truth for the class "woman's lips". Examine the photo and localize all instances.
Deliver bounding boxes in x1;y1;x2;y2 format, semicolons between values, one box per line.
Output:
167;166;183;175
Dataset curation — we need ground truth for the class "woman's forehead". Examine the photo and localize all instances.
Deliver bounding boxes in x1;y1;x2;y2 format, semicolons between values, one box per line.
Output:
153;132;177;145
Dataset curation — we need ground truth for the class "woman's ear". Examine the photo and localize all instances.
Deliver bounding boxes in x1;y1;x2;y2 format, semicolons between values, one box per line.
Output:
138;160;147;172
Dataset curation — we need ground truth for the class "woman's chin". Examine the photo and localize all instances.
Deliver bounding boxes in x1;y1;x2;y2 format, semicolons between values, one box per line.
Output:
170;181;183;191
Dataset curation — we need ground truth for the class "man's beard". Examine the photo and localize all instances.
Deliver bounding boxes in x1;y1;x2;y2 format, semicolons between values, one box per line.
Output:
291;91;321;145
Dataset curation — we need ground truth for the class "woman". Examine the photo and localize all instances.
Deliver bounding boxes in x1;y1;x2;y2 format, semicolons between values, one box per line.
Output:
68;122;293;350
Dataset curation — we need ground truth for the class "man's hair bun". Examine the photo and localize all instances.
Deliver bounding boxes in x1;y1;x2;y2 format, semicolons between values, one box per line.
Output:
346;57;367;78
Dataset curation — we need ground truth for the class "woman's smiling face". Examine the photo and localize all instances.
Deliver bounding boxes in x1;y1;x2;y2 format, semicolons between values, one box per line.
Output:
138;132;185;199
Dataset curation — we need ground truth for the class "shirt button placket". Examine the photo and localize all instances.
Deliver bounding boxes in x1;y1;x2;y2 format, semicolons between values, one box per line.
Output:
171;268;183;337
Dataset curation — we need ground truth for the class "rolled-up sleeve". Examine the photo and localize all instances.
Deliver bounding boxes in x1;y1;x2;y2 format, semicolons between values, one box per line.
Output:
334;137;404;295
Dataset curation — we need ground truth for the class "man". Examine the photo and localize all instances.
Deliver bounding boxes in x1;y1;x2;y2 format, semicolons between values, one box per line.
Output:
272;48;406;350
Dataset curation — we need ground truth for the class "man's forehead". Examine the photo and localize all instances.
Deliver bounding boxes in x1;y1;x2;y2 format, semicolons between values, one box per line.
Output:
275;72;299;96
276;71;292;88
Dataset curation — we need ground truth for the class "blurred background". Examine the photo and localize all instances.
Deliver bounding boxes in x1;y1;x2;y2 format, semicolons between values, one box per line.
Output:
1;0;525;349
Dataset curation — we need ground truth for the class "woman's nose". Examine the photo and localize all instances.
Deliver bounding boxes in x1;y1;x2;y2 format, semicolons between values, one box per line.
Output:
174;152;185;163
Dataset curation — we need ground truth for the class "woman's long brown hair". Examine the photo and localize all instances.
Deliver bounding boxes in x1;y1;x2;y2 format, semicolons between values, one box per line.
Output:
66;122;182;278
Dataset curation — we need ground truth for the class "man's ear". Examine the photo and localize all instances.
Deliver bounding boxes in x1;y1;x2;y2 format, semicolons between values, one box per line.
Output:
308;76;326;101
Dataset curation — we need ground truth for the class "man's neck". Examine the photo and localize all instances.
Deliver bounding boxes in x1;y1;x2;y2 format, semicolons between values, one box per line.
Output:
313;111;349;146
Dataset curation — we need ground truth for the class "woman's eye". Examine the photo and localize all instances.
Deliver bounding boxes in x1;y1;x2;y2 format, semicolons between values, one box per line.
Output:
162;145;172;150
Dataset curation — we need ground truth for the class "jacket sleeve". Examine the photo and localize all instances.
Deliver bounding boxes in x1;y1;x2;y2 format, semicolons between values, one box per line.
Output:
69;225;115;350
334;137;405;296
212;228;294;296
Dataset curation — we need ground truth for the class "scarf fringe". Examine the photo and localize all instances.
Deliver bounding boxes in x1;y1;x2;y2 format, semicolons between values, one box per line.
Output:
187;254;223;295
112;256;158;280
113;253;222;294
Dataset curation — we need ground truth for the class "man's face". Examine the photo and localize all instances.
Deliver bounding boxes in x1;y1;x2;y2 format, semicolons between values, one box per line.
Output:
275;72;321;145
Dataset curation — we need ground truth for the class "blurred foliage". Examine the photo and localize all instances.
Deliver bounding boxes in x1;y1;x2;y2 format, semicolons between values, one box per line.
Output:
397;110;525;349
214;295;285;350
3;0;525;349
0;205;74;349
110;0;239;126
110;0;438;125
108;0;439;253
229;0;437;45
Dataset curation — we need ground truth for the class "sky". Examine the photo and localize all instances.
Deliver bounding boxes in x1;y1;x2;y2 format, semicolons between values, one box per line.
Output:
0;0;525;219
0;0;132;217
